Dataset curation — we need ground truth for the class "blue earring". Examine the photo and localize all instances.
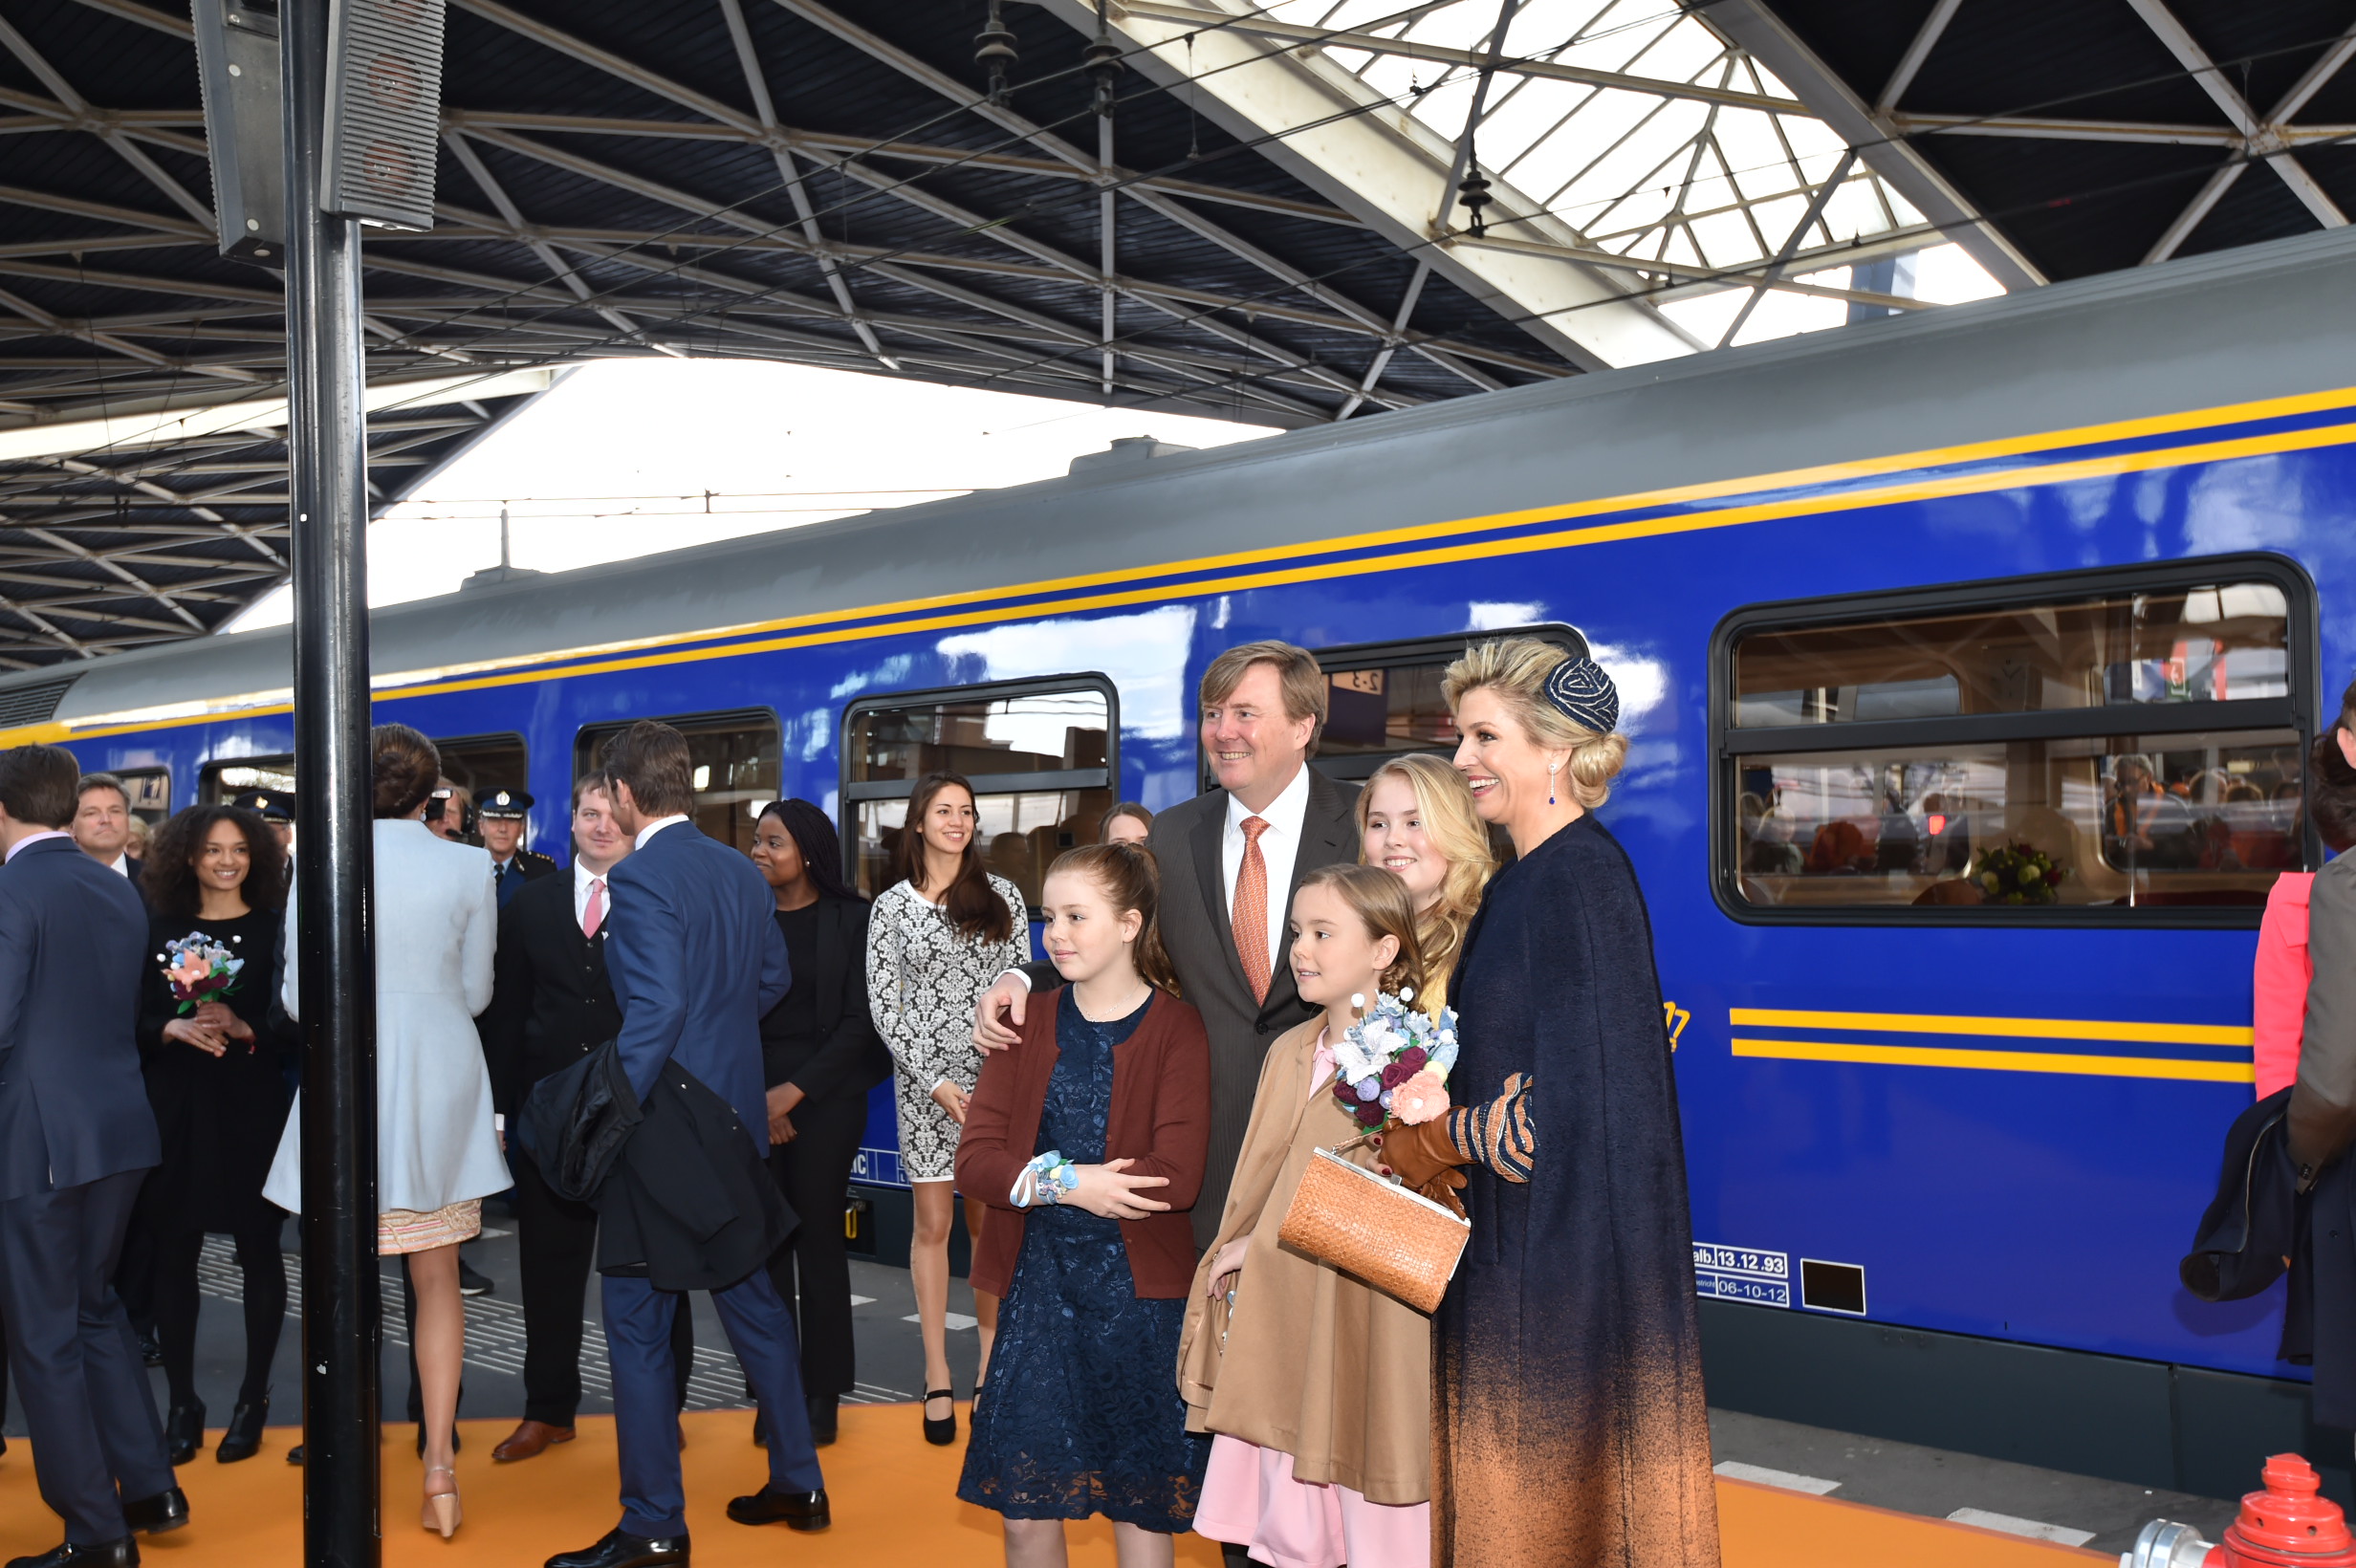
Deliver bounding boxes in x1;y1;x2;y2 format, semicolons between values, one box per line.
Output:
1548;762;1558;806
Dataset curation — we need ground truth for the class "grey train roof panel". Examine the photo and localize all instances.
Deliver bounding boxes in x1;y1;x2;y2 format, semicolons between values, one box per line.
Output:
22;222;2356;726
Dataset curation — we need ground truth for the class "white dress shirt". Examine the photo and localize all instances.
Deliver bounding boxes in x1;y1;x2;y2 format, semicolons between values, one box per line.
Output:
633;814;688;850
574;857;612;930
109;851;132;877
1221;761;1311;969
6;829;73;861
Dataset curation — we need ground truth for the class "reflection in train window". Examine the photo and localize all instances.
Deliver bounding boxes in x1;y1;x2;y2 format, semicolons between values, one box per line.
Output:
202;754;294;806
432;733;528;801
574;711;779;857
1309;626;1587;783
1717;557;2317;922
841;677;1117;911
110;767;171;824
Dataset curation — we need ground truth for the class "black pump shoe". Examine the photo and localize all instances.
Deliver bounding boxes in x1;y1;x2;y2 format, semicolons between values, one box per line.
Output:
216;1400;267;1463
921;1389;955;1447
164;1402;204;1466
120;1487;189;1535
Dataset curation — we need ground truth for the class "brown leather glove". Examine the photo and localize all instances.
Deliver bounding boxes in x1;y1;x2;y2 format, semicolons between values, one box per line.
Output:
1377;1116;1471;1219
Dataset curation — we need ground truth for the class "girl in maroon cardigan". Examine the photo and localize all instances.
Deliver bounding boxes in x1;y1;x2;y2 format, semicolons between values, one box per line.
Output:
955;842;1213;1566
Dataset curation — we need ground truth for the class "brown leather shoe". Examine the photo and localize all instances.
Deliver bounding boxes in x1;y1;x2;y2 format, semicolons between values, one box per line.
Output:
491;1421;576;1463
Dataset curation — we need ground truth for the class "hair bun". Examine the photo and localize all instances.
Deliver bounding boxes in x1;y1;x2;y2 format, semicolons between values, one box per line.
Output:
1542;655;1620;733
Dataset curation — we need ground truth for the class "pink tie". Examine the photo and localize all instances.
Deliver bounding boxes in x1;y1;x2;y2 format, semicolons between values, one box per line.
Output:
582;876;605;938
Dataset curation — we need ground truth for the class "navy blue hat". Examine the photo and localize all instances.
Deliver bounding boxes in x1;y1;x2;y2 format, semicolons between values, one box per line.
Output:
1542;655;1620;734
230;789;294;821
479;788;533;818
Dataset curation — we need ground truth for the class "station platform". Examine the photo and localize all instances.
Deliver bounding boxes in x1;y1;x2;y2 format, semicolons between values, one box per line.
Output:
0;1405;2107;1567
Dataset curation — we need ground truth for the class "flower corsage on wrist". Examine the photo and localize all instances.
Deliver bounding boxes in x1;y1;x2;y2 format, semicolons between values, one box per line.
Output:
1011;1150;1081;1209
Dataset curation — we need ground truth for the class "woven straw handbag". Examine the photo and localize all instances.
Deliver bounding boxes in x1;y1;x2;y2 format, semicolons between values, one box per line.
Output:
1276;1137;1471;1314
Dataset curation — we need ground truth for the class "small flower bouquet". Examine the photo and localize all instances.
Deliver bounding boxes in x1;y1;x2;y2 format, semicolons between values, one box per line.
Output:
1329;989;1459;1134
1974;841;2067;905
161;932;243;1016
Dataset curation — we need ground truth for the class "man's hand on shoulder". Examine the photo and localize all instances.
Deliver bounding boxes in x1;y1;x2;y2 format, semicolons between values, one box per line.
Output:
973;970;1029;1053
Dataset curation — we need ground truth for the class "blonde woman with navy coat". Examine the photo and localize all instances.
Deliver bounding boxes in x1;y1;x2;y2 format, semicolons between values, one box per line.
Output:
264;723;506;1538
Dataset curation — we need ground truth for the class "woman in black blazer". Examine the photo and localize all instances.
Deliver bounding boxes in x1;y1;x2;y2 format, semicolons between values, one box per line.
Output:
750;798;892;1447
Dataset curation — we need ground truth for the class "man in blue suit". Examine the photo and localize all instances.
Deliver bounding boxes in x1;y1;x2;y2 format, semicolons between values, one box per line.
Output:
0;746;185;1568
547;722;826;1568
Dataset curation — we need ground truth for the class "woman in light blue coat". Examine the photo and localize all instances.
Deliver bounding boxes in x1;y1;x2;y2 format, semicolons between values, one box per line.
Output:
264;723;505;1537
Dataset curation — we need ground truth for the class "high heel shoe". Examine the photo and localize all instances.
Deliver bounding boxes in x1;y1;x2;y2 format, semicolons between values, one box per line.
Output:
422;1466;462;1539
921;1389;955;1447
216;1398;267;1463
164;1401;205;1466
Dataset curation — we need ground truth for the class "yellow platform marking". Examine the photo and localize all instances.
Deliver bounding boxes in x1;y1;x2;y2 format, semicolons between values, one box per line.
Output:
1731;1037;2255;1082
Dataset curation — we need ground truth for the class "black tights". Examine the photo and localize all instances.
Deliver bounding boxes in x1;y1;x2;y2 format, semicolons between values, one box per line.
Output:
155;1221;285;1408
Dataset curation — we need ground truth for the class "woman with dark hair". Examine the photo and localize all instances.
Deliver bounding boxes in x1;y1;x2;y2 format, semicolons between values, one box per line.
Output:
136;804;294;1465
263;723;506;1536
865;772;1026;1445
749;798;891;1448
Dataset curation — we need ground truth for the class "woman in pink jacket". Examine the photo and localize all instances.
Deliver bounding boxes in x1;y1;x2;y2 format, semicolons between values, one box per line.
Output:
2255;729;2356;1098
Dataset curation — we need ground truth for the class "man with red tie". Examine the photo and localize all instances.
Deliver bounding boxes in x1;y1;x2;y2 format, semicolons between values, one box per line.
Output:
974;642;1361;1245
478;777;690;1463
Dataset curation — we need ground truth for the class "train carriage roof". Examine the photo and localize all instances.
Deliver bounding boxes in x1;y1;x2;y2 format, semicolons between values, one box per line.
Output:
9;220;2356;729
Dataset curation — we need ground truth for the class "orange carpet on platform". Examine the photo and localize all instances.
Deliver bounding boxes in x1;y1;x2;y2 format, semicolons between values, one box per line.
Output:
0;1406;2106;1566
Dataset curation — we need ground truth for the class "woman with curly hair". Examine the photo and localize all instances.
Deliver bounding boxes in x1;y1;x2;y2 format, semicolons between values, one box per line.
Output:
136;803;294;1465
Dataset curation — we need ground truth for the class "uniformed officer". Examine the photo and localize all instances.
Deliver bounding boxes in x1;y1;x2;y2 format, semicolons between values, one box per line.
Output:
479;788;558;907
230;789;295;852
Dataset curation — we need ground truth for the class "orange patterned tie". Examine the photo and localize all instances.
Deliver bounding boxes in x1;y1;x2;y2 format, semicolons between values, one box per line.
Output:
1233;816;1272;1005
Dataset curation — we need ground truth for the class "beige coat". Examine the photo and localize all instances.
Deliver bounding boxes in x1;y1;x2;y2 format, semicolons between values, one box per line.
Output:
1176;1018;1433;1506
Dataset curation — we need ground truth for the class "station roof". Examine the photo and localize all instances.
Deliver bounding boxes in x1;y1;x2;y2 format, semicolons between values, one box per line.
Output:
0;0;2343;667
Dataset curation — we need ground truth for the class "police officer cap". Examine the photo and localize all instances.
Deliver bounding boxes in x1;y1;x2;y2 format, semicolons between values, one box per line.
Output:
479;788;534;818
231;789;294;821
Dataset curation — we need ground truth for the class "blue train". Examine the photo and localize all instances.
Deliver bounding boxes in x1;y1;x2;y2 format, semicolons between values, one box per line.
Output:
16;226;2356;1496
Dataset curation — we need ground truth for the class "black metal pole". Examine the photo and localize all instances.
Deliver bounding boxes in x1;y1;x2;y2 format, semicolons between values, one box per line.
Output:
282;0;381;1562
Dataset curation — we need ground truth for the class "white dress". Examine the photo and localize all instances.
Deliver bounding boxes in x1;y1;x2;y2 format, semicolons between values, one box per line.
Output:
263;818;511;1223
865;875;1029;1183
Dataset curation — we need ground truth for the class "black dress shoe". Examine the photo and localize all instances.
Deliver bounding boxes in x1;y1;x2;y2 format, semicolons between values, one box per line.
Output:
4;1539;139;1568
726;1487;828;1531
543;1527;688;1568
457;1257;493;1297
216;1400;267;1463
921;1389;954;1447
137;1328;163;1367
164;1402;204;1466
285;1444;302;1466
120;1488;189;1535
806;1393;838;1448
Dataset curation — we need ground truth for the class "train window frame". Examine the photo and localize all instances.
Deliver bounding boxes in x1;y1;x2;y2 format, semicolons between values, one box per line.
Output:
572;708;783;857
200;753;294;806
839;673;1120;910
1709;552;2323;928
1217;624;1589;794
429;731;529;797
105;766;171;823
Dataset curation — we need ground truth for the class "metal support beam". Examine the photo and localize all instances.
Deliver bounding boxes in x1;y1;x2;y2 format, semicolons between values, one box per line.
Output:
282;1;381;1562
1876;0;1964;113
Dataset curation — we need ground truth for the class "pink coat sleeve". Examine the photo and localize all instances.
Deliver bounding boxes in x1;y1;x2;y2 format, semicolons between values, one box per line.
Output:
2254;873;2316;1100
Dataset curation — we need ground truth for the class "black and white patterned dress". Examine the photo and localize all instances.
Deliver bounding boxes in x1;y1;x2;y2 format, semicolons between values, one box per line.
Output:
865;874;1029;1183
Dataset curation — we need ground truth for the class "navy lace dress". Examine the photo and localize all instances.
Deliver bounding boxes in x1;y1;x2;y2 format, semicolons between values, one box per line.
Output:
957;990;1209;1530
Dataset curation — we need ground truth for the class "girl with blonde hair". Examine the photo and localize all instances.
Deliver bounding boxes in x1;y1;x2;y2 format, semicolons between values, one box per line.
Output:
1355;751;1494;1012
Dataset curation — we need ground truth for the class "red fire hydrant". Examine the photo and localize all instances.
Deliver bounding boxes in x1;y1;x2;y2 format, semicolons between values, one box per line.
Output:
2127;1455;2356;1567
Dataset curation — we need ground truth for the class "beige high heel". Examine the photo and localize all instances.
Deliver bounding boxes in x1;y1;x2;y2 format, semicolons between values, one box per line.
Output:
423;1466;462;1538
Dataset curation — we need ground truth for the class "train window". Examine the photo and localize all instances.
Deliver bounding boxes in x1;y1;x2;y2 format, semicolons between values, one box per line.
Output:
841;677;1117;911
110;767;171;824
1715;555;2318;923
574;711;780;857
1302;626;1588;784
202;754;294;806
432;733;528;800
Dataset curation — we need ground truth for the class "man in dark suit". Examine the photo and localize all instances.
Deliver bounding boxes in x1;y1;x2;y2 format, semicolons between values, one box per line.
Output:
976;641;1360;1244
0;745;186;1568
483;776;691;1464
548;723;826;1568
69;773;142;891
480;788;561;908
